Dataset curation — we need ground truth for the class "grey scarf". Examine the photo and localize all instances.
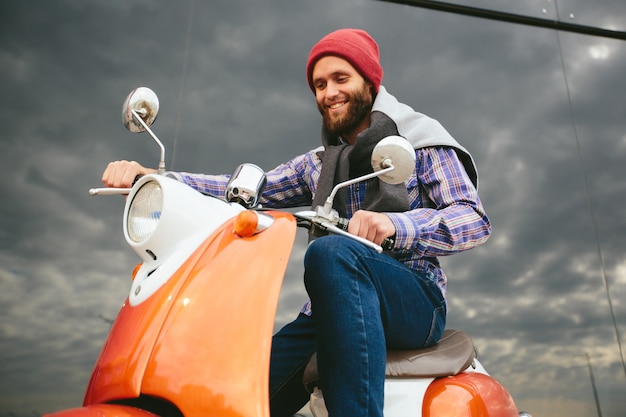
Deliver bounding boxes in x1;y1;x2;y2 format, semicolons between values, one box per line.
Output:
312;110;410;218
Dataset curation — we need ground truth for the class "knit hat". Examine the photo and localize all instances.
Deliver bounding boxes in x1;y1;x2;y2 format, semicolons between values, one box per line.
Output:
306;28;383;94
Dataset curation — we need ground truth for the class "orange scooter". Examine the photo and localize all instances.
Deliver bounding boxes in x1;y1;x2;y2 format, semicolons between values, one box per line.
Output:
45;87;529;417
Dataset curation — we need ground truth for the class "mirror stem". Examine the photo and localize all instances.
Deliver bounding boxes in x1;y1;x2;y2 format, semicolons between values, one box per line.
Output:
132;109;166;174
321;163;395;216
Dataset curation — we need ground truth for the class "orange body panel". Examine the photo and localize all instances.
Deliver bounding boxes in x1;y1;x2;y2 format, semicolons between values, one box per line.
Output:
83;212;296;417
423;372;518;417
45;404;158;417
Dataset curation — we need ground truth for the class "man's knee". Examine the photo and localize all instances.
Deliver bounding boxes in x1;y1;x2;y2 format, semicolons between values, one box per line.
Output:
305;235;360;266
304;235;365;295
306;235;338;256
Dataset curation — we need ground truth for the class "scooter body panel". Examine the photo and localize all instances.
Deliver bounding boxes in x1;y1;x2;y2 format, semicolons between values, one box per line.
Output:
384;378;434;416
45;403;159;417
83;212;296;417
423;372;518;417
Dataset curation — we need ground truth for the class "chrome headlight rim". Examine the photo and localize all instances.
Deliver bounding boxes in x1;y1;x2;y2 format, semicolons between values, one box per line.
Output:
126;180;163;243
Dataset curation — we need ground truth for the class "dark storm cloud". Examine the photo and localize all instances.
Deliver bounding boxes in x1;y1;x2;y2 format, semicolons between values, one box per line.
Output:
1;1;625;416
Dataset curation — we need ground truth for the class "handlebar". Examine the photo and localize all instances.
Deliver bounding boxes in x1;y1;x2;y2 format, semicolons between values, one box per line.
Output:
293;211;390;254
89;175;142;196
89;187;131;196
333;215;395;251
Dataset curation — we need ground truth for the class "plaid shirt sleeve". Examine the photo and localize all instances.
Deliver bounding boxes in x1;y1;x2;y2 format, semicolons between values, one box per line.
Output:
167;149;319;208
385;146;491;258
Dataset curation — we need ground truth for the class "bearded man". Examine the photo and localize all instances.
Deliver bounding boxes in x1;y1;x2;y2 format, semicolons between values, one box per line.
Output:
102;28;491;417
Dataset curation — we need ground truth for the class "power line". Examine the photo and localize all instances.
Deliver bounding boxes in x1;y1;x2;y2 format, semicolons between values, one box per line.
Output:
550;0;626;382
375;0;626;40
574;353;603;417
171;0;196;170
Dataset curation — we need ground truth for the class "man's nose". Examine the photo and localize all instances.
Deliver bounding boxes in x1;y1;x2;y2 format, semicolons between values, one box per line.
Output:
325;82;340;99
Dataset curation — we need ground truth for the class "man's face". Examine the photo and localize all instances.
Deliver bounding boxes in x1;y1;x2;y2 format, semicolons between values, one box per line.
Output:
311;56;374;141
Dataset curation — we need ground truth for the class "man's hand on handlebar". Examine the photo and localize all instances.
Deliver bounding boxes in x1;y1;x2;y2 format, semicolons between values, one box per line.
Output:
347;210;395;247
102;160;156;188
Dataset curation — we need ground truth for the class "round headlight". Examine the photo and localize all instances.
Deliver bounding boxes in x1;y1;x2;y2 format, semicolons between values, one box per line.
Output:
127;181;163;243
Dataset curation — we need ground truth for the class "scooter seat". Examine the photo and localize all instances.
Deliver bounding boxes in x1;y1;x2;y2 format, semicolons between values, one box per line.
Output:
302;329;475;393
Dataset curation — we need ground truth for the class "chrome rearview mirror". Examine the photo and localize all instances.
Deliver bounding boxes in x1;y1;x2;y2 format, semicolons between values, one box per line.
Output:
122;87;159;132
371;136;415;184
317;135;416;218
121;87;166;174
90;87;167;196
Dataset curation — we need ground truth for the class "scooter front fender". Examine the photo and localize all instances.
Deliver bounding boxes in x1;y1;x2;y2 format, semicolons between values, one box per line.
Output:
44;403;159;417
83;211;297;417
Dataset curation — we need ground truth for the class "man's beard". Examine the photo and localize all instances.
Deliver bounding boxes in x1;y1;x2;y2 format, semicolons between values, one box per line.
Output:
319;84;373;138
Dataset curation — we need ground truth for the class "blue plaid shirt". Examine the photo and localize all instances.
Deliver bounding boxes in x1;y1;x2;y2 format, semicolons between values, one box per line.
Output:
170;144;491;313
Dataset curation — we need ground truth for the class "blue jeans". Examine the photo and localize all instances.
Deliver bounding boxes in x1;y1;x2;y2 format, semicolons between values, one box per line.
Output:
269;235;447;417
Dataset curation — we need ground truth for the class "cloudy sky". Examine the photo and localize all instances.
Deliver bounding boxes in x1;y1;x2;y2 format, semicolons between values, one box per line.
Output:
1;0;625;416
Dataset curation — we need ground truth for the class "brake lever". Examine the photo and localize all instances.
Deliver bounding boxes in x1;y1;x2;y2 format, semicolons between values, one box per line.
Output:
293;211;383;253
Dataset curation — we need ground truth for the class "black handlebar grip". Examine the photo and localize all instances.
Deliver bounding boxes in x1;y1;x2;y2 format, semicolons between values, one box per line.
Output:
336;216;350;232
380;236;395;251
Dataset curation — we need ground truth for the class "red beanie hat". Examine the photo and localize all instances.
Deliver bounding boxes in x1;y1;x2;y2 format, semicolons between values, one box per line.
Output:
306;28;383;94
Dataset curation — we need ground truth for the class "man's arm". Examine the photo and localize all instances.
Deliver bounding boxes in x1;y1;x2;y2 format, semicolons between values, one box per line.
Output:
145;150;319;208
385;146;491;256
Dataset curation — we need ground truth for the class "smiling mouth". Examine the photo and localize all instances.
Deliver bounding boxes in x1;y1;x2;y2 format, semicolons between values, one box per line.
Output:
328;101;347;111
